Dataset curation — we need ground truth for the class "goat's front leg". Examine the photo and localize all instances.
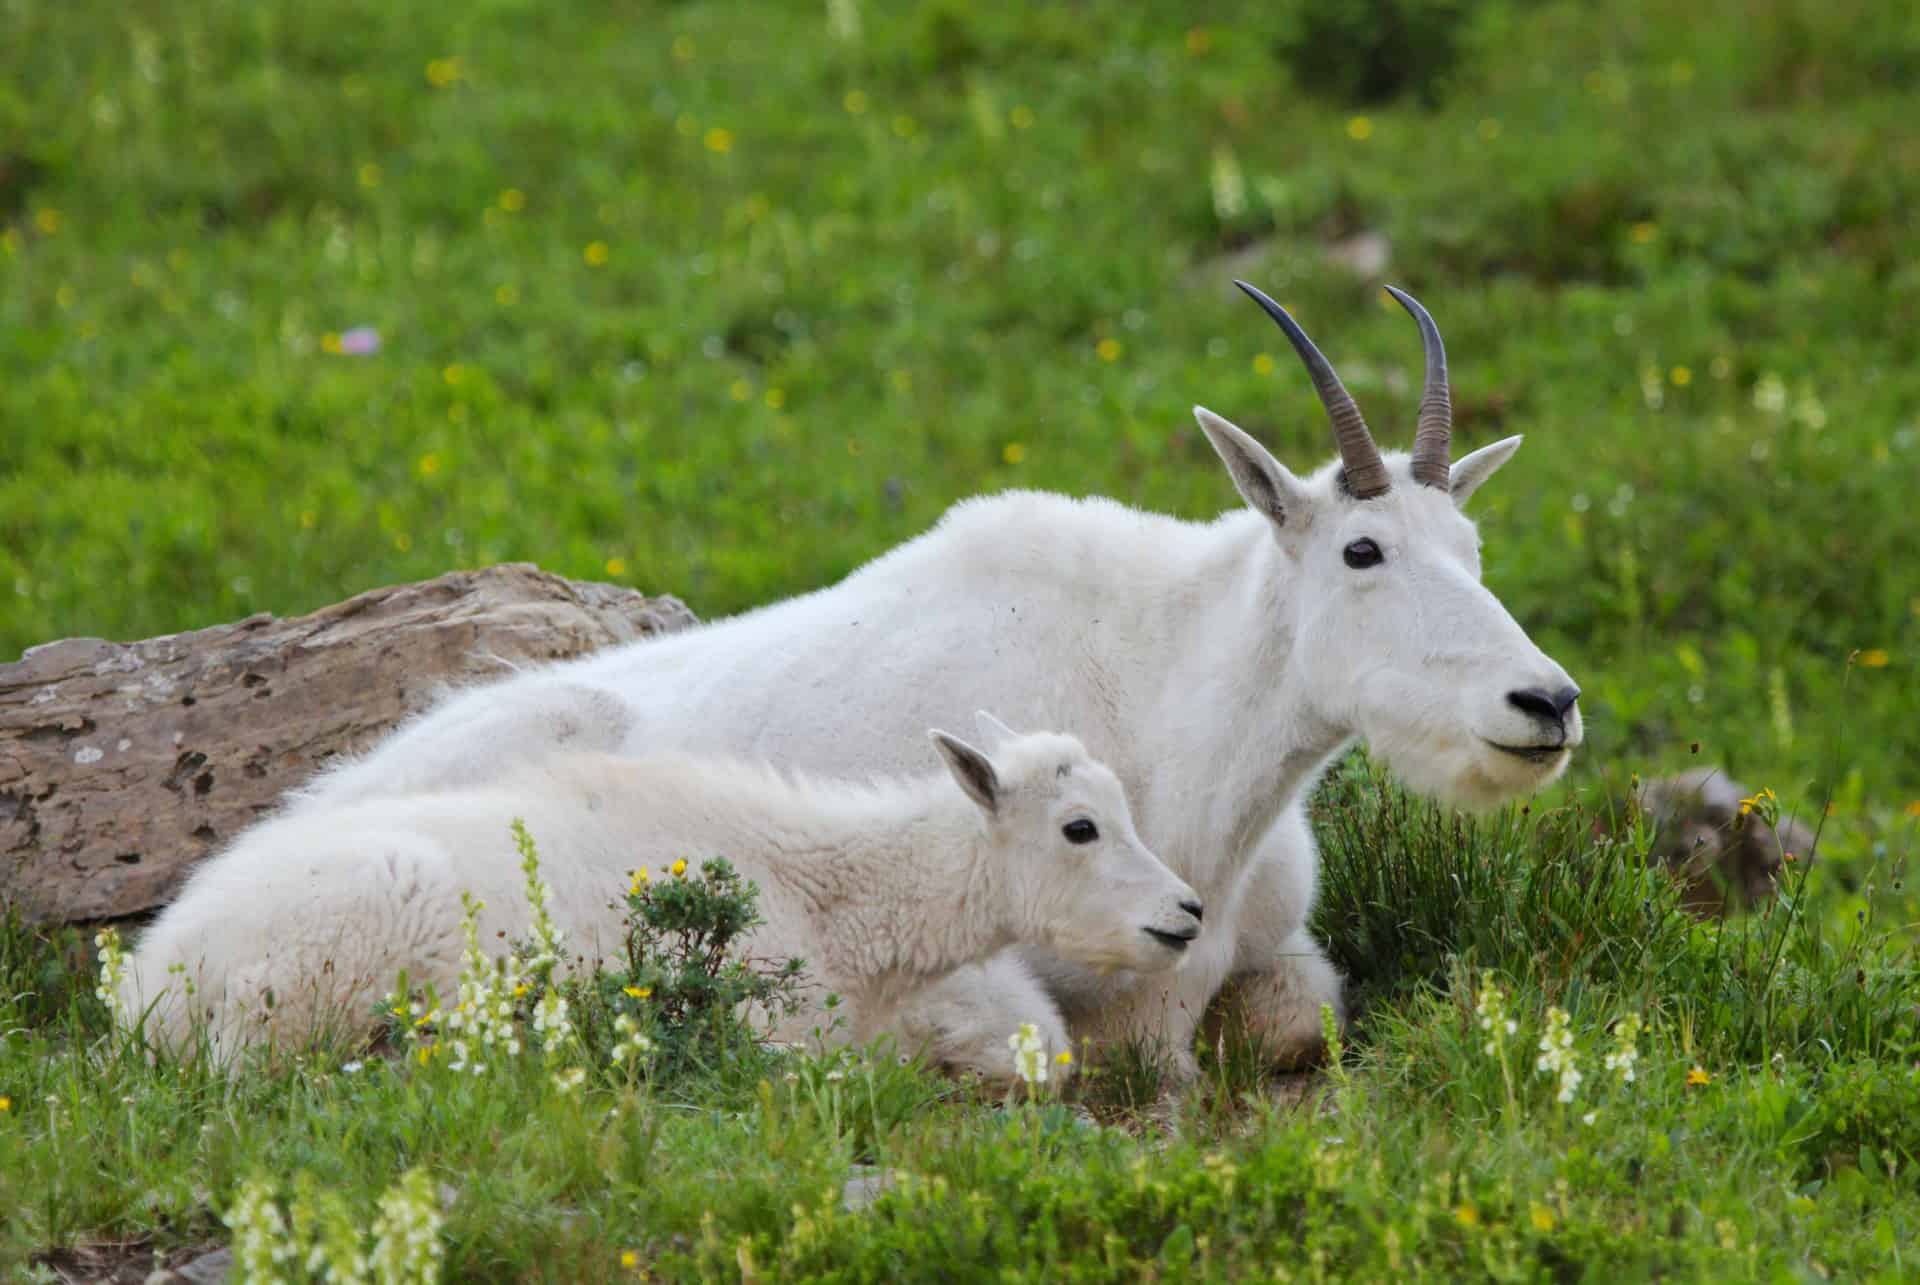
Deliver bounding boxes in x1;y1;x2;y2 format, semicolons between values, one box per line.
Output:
885;953;1072;1083
1204;804;1345;1069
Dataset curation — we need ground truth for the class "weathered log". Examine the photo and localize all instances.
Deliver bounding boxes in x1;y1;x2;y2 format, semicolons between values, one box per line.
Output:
0;564;697;923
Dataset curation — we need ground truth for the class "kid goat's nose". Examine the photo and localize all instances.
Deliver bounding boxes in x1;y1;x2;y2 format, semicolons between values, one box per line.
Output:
1507;685;1580;724
1179;898;1205;923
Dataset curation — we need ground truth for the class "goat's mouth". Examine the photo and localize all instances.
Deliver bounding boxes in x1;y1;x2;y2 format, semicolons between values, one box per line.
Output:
1143;927;1196;954
1482;739;1569;765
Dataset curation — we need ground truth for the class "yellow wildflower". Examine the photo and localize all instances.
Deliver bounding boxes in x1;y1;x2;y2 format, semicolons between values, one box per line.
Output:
671;858;688;877
1686;1065;1712;1086
1002;442;1027;465
1346;116;1374;142
1529;1203;1555;1233
1252;353;1275;376
621;1250;640;1270
499;188;526;212
703;127;734;154
513;983;530;997
624;986;652;1000
0;1096;11;1112
1859;649;1890;667
358;163;382;189
843;90;868;115
584;241;610;266
1055;1050;1073;1067
1630;222;1658;244
1454;1204;1479;1228
1095;337;1122;362
34;208;61;235
1905;800;1920;818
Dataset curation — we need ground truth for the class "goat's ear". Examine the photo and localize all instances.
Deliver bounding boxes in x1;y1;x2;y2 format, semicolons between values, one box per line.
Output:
1194;406;1312;528
1450;435;1522;506
972;710;1018;751
929;730;1000;816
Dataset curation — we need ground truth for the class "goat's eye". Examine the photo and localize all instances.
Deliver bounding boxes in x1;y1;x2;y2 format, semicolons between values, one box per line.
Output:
1062;819;1099;844
1343;538;1384;569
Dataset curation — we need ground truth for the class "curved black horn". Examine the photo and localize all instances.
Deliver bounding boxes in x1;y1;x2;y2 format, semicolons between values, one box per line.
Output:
1233;280;1390;499
1384;285;1452;490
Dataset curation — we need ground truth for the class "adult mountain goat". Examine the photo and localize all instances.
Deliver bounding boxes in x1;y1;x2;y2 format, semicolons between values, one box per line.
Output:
287;283;1583;1077
122;717;1202;1065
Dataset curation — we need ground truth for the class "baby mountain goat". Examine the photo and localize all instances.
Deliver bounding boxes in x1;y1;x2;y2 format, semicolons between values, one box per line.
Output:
120;715;1201;1071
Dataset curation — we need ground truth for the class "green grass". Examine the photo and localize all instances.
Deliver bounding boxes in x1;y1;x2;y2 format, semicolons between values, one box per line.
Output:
4;0;1918;1278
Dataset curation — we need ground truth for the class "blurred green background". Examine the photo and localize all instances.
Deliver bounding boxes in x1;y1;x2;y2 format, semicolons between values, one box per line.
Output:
2;0;1915;860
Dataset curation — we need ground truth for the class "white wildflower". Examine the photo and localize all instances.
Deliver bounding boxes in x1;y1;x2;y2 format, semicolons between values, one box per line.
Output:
434;893;526;1071
512;819;566;978
368;1168;445;1285
224;1176;293;1285
609;1013;654;1065
94;927;127;1020
1209;145;1246;222
531;991;573;1056
1474;971;1517;1057
552;1066;586;1095
1008;1022;1049;1086
1603;1013;1643;1086
1535;1005;1583;1104
1753;371;1787;415
289;1175;370;1285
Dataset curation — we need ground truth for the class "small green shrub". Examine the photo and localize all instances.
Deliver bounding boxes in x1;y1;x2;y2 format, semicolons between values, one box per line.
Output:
1272;0;1479;105
568;857;805;1081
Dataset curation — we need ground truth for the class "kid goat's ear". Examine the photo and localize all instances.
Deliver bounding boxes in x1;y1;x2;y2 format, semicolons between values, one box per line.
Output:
929;729;1000;816
1194;406;1313;529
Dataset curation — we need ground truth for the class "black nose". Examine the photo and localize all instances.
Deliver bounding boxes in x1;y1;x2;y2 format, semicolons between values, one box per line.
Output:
1180;899;1204;922
1508;685;1580;723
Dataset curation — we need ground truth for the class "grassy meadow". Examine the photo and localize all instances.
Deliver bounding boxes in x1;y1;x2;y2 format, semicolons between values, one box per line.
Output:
3;0;1918;1279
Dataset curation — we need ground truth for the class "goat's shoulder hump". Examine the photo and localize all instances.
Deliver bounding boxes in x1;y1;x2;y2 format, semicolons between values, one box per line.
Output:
875;489;1211;574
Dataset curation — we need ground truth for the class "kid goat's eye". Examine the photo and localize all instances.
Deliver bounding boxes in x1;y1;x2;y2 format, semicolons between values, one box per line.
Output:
1343;538;1384;569
1062;819;1099;844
